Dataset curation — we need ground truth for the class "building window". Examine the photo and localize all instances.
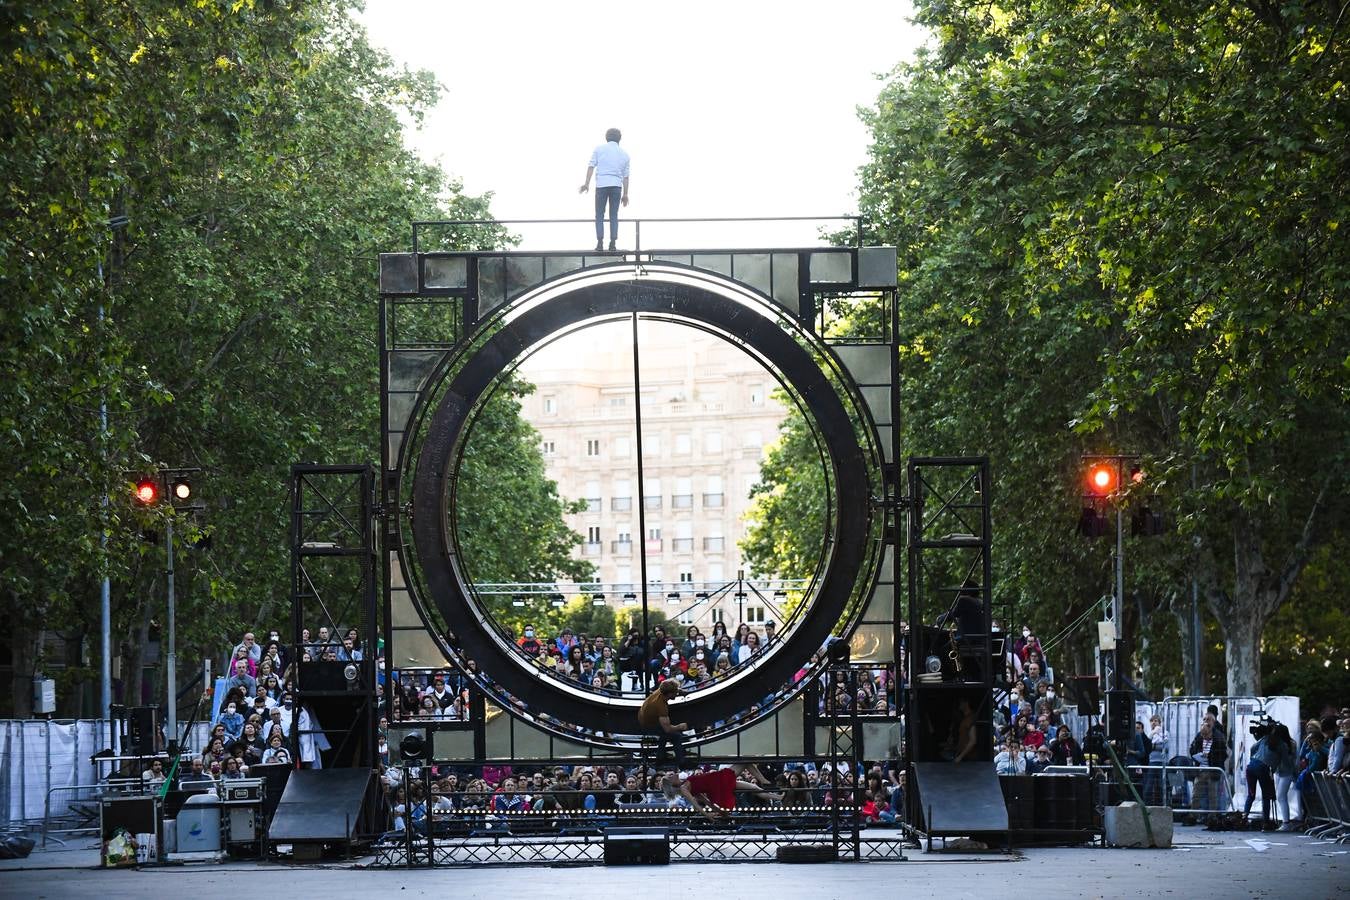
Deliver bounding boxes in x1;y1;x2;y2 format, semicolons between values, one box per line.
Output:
616;524;632;542
614;436;631;458
608;396;628;407
677;606;696;625
612;480;632;512
674;433;691;455
703;474;724;509
584;480;600;513
586;439;601;457
587;526;601;543
749;383;765;407
745;606;766;624
704;431;723;454
541;440;556;456
643;434;661;457
741;430;762;449
678;569;693;583
543;396;557;415
710;608;724;625
643;477;662;511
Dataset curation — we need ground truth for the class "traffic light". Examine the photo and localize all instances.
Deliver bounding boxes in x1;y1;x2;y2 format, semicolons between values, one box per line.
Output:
133;477;159;506
1077;506;1109;538
1131;507;1165;537
1085;462;1117;497
169;475;193;505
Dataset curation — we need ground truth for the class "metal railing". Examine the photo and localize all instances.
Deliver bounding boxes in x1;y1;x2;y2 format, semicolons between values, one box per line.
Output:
1040;763;1233;816
42;781;147;847
1308;772;1350;841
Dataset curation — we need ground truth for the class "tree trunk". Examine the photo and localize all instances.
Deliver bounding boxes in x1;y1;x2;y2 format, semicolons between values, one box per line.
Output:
1172;595;1204;696
1203;490;1325;697
9;620;35;717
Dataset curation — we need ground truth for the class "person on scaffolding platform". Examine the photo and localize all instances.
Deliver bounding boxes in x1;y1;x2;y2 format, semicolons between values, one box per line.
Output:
661;765;783;821
578;127;630;251
638;678;688;767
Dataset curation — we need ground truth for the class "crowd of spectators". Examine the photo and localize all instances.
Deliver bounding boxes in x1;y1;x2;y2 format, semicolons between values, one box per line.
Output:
155;618;1350;842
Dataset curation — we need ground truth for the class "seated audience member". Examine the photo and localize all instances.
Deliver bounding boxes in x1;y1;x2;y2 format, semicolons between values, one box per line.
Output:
995;735;1031;775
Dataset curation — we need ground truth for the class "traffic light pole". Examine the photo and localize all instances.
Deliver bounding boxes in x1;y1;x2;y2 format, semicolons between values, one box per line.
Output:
1114;506;1125;691
166;516;177;740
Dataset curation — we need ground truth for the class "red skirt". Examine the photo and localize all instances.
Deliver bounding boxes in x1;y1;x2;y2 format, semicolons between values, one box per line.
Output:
687;768;737;809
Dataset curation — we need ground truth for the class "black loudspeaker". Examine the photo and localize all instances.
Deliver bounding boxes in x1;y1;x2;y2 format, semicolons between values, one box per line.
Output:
604;828;670;865
1104;690;1134;743
999;775;1035;831
1071;675;1101;716
127;706;158;754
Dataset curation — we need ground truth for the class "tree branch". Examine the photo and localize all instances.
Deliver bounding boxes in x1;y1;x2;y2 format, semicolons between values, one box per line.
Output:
1274;474;1333;607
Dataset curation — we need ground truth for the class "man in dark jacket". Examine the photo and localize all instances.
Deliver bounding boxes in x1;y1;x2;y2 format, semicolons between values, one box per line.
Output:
1190;720;1229;812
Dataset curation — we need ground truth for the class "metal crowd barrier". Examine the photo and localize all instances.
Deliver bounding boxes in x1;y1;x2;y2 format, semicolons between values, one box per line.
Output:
1309;772;1350;841
1039;764;1232;816
41;780;147;847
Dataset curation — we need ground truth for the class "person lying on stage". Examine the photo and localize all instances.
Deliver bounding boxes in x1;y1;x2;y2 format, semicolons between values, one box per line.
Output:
660;764;784;820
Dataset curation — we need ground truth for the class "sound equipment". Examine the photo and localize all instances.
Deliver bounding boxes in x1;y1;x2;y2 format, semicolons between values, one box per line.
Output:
1104;689;1135;743
1071;676;1100;716
603;828;670;865
127;706;158;754
1000;775;1035;831
1034;774;1092;831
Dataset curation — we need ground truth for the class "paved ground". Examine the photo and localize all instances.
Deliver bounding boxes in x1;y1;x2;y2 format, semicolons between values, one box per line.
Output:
1;826;1345;899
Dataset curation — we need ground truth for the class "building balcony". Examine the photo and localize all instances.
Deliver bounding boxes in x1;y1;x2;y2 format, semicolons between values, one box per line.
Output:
581;542;602;556
611;497;632;512
643;496;662;511
671;494;693;509
611;540;633;555
703;493;724;508
671;538;694;552
584;497;601;513
703;537;725;552
645;538;663;553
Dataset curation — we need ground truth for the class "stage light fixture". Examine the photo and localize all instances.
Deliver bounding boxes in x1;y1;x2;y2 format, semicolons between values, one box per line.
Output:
511;595;527;607
622;593;638;606
550;594;565;608
666;592;680;604
133;477;159;505
694;592;709;604
399;731;427;762
591;593;606;606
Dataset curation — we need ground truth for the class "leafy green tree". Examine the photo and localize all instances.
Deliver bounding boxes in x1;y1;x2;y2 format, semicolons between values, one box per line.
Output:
851;0;1349;697
0;0;548;716
743;0;1348;699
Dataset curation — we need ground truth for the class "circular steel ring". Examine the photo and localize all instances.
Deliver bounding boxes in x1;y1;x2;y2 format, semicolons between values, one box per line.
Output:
410;274;875;737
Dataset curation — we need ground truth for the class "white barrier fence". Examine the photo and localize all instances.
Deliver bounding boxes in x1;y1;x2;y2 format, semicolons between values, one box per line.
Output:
0;719;210;830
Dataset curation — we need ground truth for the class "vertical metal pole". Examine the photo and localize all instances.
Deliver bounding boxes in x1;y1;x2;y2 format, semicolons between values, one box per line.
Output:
166;516;177;740
1114;505;1124;691
630;313;651;687
97;260;112;724
1190;462;1203;692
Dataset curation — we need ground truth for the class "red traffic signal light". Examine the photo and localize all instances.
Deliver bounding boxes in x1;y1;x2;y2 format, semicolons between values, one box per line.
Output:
1086;463;1116;497
133;477;159;505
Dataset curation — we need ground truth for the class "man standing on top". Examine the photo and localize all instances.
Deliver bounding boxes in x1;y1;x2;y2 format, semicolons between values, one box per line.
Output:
638;678;687;767
579;127;630;251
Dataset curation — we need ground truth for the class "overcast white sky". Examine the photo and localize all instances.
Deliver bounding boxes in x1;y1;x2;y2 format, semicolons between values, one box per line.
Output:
358;1;926;250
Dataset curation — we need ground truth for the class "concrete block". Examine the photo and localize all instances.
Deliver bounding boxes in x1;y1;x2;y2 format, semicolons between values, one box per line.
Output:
1104;803;1173;848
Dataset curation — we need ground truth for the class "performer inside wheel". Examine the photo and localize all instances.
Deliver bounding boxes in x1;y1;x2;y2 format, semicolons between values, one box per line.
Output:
660;764;783;821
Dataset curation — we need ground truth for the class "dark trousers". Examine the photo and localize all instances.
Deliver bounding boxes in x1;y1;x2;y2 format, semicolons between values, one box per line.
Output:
1245;759;1276;819
595;186;621;243
646;726;687;768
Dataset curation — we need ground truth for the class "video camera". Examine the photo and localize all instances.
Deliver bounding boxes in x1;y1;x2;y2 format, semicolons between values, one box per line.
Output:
1249;715;1273;741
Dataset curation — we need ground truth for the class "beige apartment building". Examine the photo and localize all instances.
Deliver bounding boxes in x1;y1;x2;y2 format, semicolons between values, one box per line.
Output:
518;320;791;629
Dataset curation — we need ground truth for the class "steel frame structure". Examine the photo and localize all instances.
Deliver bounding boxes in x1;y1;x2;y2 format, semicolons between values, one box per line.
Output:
376;218;906;761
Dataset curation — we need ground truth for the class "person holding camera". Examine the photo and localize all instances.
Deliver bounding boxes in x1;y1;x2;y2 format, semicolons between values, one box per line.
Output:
1245;718;1296;830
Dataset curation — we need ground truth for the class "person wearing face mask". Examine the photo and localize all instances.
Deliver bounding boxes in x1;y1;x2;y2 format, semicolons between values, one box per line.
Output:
218;701;245;742
517;626;542;657
1005;687;1026;726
